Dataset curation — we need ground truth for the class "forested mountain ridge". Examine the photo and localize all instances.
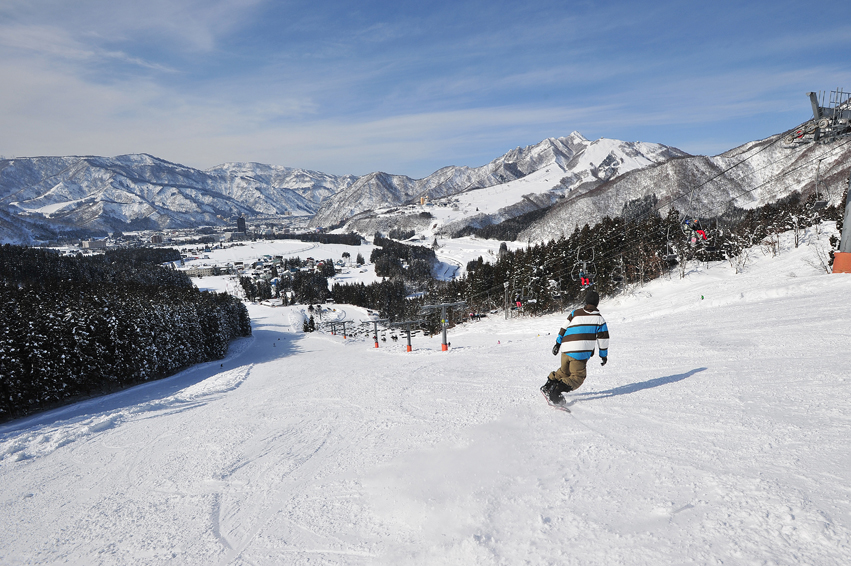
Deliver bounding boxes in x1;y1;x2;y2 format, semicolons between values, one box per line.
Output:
519;134;851;242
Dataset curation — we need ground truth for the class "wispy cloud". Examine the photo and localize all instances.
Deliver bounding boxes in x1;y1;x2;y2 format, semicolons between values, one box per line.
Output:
0;24;177;72
2;0;850;176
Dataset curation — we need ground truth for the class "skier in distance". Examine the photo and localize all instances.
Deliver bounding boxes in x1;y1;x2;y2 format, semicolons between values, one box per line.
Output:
541;289;609;407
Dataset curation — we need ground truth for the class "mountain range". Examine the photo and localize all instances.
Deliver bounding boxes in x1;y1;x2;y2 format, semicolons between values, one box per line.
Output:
308;132;687;231
2;130;848;244
518;135;851;242
0;155;355;242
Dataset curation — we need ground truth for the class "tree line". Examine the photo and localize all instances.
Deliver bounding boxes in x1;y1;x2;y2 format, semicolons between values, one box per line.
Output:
0;245;251;422
267;232;363;246
243;189;846;339
326;189;845;326
455;190;845;315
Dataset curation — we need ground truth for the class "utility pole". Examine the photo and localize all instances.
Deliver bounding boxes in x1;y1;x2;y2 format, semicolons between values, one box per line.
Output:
420;301;466;351
834;171;851;273
369;318;390;348
504;281;510;320
327;320;353;338
788;89;851;273
388;320;424;352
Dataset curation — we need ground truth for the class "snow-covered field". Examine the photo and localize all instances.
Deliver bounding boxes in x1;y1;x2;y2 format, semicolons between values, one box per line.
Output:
1;227;850;565
181;235;513;283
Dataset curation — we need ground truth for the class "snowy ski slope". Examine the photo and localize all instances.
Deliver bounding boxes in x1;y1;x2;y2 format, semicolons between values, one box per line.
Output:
1;225;849;565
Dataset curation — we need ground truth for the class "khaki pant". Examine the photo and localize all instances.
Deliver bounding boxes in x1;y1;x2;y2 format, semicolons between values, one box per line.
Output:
548;354;587;391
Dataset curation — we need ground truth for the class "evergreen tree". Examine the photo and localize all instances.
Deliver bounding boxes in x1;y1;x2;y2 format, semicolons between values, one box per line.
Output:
0;245;251;422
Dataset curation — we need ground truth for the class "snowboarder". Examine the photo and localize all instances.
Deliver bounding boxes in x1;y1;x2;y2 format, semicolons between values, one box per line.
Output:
541;289;609;407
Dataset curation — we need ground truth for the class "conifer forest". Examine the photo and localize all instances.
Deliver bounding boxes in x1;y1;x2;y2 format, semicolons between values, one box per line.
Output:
0;246;251;422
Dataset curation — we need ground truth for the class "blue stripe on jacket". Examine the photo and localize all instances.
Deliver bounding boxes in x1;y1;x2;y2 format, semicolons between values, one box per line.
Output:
565;351;593;361
562;325;601;335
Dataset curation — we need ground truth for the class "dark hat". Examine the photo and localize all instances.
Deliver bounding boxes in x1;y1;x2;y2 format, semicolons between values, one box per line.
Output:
585;290;600;306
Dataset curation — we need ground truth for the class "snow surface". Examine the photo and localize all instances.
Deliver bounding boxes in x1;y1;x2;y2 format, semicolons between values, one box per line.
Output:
431;164;565;221
2;226;850;565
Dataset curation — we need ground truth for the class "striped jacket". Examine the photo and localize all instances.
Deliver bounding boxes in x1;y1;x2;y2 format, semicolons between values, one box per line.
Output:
556;306;609;361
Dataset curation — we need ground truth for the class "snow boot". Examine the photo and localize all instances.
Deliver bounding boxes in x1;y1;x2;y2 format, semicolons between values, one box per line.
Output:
549;380;572;406
541;379;565;406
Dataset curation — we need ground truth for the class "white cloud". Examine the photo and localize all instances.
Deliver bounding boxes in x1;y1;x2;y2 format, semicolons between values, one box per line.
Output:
0;0;267;53
2;0;851;177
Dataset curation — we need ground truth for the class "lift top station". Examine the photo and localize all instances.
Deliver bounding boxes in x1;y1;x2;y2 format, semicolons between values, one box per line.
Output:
786;89;851;273
785;89;851;146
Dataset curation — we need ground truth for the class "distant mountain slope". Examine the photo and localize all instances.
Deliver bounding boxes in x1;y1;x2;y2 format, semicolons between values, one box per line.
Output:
308;133;688;230
0;154;356;242
518;135;851;242
329;133;689;238
4;128;841;245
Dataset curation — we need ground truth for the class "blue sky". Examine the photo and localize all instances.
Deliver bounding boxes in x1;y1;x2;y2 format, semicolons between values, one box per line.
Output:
1;0;850;177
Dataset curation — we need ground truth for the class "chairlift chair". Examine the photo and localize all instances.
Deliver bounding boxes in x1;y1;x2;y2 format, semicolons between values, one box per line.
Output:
611;256;625;284
519;285;537;305
681;217;708;243
663;227;679;262
570;248;597;289
811;159;829;210
704;218;723;252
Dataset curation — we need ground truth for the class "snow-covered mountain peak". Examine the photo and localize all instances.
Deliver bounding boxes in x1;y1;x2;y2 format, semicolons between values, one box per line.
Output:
315;133;688;236
0;155;357;242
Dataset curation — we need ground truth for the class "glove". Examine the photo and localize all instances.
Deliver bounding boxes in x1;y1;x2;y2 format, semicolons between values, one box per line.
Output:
600;357;608;366
552;343;561;356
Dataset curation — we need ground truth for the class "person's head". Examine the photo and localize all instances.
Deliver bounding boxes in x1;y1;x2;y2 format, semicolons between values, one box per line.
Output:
585;289;600;307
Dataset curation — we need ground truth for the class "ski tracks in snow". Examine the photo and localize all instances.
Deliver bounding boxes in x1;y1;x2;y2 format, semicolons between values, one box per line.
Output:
3;232;851;565
0;361;254;464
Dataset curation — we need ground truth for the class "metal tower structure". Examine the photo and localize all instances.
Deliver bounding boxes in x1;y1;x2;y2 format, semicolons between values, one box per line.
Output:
785;90;851;273
420;301;466;351
785;89;851;146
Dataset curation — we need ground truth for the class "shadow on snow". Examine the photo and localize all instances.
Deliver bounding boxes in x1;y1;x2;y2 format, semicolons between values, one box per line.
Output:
0;325;306;434
568;367;707;404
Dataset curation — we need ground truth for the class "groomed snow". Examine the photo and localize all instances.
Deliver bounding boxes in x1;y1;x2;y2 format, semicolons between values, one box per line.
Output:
1;226;849;565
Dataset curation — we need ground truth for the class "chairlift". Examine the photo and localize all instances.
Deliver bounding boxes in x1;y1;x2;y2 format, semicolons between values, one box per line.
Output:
810;159;829;210
704;218;723;252
679;183;718;246
551;277;564;299
611;256;625;284
664;228;679;262
681;216;708;243
571;248;596;289
519;285;537;305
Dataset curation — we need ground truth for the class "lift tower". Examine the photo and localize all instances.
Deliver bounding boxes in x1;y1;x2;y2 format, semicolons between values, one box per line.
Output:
788;89;851;273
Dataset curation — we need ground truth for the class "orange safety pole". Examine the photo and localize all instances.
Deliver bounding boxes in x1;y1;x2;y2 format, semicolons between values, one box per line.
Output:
833;252;851;273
